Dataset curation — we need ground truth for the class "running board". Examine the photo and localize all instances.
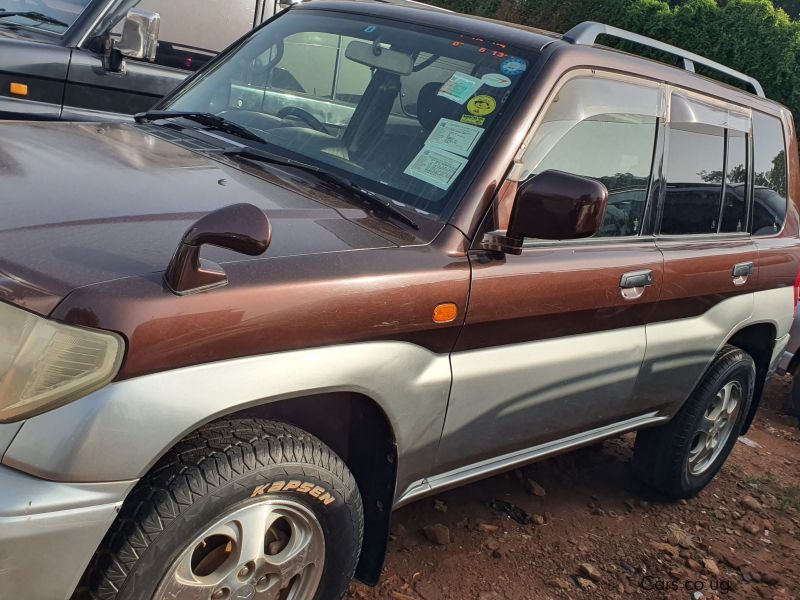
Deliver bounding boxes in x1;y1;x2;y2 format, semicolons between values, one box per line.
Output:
395;412;667;508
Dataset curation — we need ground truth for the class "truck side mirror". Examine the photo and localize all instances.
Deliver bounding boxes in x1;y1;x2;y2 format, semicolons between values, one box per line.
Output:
482;170;608;254
164;203;272;295
104;9;160;72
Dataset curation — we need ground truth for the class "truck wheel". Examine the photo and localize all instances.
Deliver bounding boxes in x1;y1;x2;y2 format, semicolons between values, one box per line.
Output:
633;345;755;499
75;419;363;600
791;372;800;419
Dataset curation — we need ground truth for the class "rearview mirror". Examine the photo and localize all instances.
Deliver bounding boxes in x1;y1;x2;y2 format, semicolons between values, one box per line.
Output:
345;40;413;75
116;9;160;62
483;170;608;254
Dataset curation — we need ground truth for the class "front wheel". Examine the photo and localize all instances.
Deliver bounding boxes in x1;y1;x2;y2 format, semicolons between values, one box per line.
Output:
633;345;755;499
75;418;363;600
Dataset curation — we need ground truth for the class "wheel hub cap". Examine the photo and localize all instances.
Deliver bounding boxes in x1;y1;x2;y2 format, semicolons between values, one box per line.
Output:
688;380;742;476
154;499;325;600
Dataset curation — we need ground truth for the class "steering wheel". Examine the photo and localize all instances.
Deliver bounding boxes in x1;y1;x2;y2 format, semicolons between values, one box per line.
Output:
277;107;330;136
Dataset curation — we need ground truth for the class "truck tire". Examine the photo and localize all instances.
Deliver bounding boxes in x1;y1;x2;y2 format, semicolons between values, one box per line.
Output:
74;418;363;600
791;372;800;419
633;345;755;499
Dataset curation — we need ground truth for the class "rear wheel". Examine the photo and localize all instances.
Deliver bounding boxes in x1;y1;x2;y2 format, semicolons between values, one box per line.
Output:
633;345;755;499
75;418;363;600
791;370;800;419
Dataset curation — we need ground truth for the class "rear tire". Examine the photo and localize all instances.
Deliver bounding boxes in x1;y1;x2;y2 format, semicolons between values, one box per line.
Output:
74;418;363;600
633;345;755;499
791;371;800;419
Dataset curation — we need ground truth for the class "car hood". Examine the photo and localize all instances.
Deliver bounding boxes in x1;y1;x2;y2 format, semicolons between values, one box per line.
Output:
0;122;421;315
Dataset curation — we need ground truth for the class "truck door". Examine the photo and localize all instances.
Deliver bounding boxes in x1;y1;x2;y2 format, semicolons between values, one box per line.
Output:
63;0;260;120
434;70;667;474
634;89;759;413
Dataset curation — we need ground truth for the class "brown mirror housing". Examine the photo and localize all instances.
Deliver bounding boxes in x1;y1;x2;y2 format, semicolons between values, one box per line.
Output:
483;170;608;254
164;203;272;295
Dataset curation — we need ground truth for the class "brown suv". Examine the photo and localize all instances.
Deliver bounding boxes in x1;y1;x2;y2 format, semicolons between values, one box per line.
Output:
0;2;798;599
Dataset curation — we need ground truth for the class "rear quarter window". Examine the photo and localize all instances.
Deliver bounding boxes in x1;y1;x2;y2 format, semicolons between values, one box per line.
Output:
752;111;788;236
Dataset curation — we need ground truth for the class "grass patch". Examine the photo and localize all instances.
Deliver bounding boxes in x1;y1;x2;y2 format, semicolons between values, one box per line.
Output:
744;475;800;514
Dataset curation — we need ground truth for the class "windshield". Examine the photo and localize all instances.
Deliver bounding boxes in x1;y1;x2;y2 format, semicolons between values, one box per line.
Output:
0;0;92;33
164;10;535;217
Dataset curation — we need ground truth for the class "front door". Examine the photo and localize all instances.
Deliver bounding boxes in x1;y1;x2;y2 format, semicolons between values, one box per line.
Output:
63;49;188;120
434;70;668;473
63;0;262;119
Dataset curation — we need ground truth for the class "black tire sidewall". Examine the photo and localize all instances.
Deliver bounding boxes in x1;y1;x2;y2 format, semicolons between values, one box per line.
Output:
117;464;359;600
791;372;800;418
679;354;755;494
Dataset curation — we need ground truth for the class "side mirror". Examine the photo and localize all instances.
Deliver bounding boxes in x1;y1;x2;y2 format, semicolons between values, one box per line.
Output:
104;9;160;72
164;203;272;295
483;170;608;254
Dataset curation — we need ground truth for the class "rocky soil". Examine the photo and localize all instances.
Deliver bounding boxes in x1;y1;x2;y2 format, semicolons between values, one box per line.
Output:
348;376;800;600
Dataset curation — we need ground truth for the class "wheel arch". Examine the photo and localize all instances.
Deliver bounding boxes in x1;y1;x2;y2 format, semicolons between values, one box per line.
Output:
724;321;777;433
229;391;397;585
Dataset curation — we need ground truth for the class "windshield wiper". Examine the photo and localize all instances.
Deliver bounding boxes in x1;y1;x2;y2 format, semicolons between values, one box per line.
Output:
134;111;267;144
0;11;69;27
226;147;419;231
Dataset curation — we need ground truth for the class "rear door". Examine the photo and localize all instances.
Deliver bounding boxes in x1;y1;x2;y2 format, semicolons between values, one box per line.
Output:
63;0;259;119
434;70;667;473
634;89;758;411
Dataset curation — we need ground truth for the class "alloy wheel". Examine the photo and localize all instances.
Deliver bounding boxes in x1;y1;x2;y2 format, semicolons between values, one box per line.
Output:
153;498;325;600
687;380;742;476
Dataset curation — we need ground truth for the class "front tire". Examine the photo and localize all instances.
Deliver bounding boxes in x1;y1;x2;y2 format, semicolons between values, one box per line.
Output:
633;345;755;499
75;418;363;600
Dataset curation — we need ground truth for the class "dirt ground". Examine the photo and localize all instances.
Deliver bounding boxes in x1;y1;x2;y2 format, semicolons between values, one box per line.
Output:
347;376;800;600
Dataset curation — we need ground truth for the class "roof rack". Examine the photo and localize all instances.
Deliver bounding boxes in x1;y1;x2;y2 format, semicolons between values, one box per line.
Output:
562;21;765;98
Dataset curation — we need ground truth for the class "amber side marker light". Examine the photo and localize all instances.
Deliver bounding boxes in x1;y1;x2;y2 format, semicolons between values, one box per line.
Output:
433;303;458;323
10;82;28;96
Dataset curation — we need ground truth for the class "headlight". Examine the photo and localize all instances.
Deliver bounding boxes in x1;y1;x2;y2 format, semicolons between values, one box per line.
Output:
0;301;123;422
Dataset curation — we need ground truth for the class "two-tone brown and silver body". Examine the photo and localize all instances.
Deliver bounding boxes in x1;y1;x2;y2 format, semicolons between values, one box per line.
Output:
0;2;798;597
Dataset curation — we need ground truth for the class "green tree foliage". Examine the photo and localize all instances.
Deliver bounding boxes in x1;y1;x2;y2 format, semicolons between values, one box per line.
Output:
430;0;800;129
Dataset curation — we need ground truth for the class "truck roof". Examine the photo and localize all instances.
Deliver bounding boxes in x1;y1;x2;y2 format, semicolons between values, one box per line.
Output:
295;0;560;52
299;0;776;106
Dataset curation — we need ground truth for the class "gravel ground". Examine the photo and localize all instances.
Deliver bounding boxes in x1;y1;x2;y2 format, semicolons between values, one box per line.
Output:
348;376;800;600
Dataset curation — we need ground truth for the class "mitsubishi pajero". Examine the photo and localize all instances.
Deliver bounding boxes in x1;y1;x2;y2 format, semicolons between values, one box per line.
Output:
0;2;798;599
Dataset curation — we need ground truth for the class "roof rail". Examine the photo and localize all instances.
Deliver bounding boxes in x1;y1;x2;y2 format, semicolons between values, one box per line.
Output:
562;21;765;98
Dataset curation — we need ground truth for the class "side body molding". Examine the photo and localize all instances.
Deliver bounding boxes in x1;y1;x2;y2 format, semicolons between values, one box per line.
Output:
3;341;452;504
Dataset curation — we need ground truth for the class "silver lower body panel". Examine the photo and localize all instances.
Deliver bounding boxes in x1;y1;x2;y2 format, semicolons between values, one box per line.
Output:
0;464;135;600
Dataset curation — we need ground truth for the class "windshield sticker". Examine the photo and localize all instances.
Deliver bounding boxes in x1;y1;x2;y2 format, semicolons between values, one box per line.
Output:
500;56;528;77
363;25;378;33
467;95;496;116
437;72;483;105
481;73;512;88
425;118;484;157
460;114;485;126
404;147;468;190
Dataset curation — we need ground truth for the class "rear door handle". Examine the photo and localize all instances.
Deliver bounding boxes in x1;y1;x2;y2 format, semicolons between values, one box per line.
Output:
732;261;754;286
620;269;654;300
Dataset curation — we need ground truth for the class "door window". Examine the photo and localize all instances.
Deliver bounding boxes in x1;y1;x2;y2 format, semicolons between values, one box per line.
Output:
661;124;725;235
116;0;257;71
752;112;788;236
660;92;753;236
516;74;662;238
721;130;747;233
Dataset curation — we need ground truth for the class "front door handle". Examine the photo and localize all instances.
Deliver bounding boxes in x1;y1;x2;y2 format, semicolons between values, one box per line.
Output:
732;261;754;286
620;269;654;300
